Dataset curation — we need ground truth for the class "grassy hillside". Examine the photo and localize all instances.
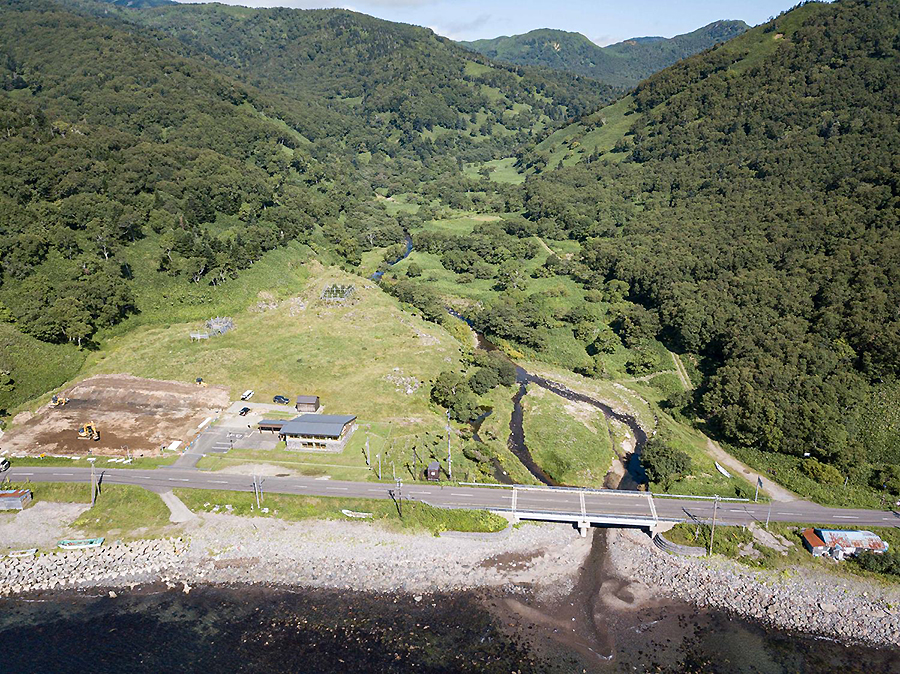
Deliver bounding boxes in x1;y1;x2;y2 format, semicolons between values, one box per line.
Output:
461;20;749;89
84;263;460;423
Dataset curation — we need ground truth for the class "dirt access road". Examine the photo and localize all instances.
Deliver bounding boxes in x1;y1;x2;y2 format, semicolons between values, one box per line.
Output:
3;374;230;458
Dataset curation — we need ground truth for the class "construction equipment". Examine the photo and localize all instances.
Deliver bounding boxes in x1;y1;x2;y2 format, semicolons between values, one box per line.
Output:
77;421;100;441
195;377;207;387
49;395;69;407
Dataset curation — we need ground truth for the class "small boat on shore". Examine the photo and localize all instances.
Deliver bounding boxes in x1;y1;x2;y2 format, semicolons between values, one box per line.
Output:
715;462;733;479
57;538;104;550
341;509;373;519
6;548;37;558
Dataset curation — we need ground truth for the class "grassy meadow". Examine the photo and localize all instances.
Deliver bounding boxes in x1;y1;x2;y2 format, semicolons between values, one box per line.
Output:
83;262;462;424
521;385;614;487
5;481;173;542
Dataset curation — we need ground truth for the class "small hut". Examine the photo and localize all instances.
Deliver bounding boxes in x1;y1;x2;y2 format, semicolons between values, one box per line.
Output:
426;461;441;482
0;489;33;510
295;395;321;413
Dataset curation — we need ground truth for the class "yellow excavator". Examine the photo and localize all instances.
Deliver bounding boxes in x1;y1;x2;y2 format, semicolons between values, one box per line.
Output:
49;394;69;407
77;421;100;441
195;377;208;387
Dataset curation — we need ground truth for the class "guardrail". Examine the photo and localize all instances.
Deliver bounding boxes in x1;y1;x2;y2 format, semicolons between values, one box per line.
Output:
457;482;750;503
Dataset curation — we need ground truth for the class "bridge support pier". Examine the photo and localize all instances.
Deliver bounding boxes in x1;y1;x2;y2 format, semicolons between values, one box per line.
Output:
578;521;589;537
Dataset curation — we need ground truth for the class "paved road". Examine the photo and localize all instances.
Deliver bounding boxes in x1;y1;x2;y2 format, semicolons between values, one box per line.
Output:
8;467;900;529
172;426;248;469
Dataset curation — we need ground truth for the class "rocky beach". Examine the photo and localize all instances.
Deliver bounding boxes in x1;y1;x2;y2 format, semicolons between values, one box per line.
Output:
2;511;900;655
0;513;591;596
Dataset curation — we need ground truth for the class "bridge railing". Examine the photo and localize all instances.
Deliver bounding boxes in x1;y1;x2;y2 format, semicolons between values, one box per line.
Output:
458;482;749;503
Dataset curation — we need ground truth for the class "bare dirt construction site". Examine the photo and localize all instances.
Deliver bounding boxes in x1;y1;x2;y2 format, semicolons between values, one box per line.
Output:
3;375;230;457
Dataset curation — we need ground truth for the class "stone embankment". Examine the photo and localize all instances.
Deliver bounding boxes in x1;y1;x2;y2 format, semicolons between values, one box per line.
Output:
608;528;900;649
0;539;185;596
0;515;591;597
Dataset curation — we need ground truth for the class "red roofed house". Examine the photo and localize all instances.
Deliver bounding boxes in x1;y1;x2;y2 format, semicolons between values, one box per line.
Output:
802;528;888;561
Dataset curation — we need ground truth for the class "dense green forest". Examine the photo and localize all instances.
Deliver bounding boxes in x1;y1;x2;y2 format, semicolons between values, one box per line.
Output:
461;20;749;89
0;0;343;349
65;0;612;163
518;0;900;486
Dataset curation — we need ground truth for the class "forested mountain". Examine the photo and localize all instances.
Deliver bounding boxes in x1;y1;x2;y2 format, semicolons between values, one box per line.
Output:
0;0;342;346
518;0;900;477
461;20;749;89
65;0;612;162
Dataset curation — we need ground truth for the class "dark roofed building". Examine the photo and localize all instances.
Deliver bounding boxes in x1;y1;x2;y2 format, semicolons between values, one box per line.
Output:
295;395;321;413
279;414;357;452
257;419;285;433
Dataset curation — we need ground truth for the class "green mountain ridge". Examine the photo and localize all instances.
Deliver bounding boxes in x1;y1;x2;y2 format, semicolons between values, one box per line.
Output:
461;20;750;88
1;0;899;505
517;0;900;478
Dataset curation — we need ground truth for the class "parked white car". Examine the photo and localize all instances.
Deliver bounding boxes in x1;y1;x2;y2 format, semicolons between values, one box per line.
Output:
240;390;254;401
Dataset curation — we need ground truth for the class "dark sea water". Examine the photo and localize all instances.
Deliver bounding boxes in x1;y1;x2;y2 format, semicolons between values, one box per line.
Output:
1;584;897;674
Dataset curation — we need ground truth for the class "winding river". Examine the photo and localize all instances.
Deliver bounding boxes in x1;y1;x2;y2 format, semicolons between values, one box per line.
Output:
380;241;647;489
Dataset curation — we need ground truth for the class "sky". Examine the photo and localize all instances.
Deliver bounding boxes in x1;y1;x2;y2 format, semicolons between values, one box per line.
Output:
174;0;808;45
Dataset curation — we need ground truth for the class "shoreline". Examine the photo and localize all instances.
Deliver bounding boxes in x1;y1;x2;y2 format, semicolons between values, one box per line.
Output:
603;527;900;650
1;513;592;597
3;513;900;652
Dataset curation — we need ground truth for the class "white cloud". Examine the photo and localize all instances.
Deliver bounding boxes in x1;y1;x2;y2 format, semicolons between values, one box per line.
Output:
429;13;493;40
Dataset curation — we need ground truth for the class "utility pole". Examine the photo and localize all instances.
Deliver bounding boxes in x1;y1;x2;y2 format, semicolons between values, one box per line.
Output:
364;436;370;466
391;461;396;481
88;457;97;507
253;475;260;509
446;409;452;482
765;499;773;530
708;496;720;557
754;477;761;503
377;453;382;481
396;479;403;517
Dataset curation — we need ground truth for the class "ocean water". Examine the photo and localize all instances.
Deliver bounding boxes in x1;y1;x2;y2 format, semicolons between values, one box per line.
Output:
1;584;897;673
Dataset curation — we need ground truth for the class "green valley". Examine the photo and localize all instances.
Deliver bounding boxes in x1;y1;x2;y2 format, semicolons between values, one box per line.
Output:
1;0;898;512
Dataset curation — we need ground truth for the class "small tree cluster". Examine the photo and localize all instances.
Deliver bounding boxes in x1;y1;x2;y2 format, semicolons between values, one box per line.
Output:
640;437;692;486
855;551;900;577
431;352;517;422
